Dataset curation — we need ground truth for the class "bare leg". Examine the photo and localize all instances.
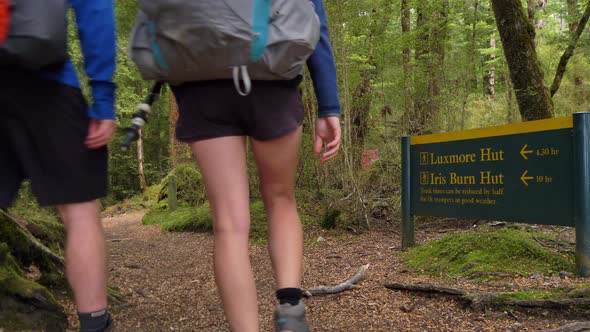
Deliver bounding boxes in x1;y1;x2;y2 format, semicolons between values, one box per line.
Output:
58;201;108;313
190;136;258;332
251;127;303;289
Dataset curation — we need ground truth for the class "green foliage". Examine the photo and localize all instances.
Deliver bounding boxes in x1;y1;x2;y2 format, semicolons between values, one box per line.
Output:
143;205;213;233
103;184;163;216
7;184;65;253
402;228;575;278
61;0;590;231
157;164;205;207
0;242;66;330
0;243;52;299
499;290;558;301
142;200;269;240
0;243;22;277
496;285;590;302
320;208;354;230
249;200;268;241
321;209;340;230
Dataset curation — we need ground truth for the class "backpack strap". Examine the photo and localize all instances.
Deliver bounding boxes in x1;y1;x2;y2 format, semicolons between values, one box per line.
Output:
233;0;269;96
149;21;169;71
249;0;271;63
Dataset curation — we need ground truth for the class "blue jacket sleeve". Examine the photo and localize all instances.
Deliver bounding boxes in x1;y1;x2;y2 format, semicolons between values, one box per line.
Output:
307;0;341;118
70;0;117;120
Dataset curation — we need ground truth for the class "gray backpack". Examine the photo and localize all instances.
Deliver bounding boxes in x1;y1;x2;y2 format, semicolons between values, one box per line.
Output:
0;0;68;70
129;0;320;95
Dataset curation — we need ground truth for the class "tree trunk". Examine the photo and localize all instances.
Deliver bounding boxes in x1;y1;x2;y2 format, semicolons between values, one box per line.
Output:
412;3;432;134
401;0;412;133
429;0;449;123
550;0;590;97
169;93;179;168
350;2;391;145
491;0;554;121
336;0;352;147
411;0;449;133
470;0;479;91
567;0;584;87
168;94;192;167
506;74;517;123
488;33;496;98
137;129;147;192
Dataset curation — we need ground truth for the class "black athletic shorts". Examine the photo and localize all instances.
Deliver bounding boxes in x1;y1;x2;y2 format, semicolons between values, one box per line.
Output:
0;68;108;208
171;78;304;142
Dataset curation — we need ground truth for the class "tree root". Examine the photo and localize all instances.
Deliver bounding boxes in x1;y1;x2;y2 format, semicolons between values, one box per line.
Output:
385;282;590;311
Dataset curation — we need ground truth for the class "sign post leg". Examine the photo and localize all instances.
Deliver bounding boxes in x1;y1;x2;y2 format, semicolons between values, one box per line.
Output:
168;175;178;212
574;112;590;277
402;136;415;249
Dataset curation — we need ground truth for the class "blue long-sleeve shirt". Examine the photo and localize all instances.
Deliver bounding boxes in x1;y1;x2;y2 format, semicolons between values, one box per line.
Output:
307;0;341;118
42;0;117;120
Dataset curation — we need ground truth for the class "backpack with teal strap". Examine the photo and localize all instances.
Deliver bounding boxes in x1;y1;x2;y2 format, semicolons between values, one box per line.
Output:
129;0;320;95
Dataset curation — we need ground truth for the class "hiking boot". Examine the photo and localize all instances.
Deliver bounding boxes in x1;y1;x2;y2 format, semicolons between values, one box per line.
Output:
274;300;311;332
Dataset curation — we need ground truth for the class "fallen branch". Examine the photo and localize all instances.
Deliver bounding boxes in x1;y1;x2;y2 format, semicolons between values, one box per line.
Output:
508;299;590;308
537;321;590;332
384;283;467;296
303;264;369;297
385;282;590;311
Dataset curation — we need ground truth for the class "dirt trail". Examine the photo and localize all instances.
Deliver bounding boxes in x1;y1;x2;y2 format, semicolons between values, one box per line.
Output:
71;212;583;331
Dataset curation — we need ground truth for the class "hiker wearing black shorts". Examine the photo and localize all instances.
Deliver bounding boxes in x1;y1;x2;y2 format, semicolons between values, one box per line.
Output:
0;1;117;331
140;0;341;331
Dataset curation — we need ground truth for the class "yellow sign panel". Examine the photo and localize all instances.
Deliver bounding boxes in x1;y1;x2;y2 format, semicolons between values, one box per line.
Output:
411;116;573;146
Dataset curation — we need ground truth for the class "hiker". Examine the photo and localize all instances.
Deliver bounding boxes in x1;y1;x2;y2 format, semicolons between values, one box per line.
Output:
130;0;340;330
0;1;117;331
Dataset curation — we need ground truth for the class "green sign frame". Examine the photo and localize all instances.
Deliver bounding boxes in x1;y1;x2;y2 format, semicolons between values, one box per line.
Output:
402;112;590;276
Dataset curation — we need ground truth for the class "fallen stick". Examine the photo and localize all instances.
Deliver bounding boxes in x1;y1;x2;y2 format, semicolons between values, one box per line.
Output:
303;264;370;297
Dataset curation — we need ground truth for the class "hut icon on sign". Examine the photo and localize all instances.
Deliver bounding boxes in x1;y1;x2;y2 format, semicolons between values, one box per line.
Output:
420;152;429;165
420;172;430;185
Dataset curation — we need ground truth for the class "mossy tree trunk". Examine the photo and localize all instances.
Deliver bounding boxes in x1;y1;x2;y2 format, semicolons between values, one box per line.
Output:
350;1;391;147
0;212;67;330
491;0;555;121
0;211;64;276
410;0;450;134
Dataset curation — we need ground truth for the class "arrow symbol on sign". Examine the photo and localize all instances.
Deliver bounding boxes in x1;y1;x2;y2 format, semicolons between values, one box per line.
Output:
520;170;534;186
520;144;533;160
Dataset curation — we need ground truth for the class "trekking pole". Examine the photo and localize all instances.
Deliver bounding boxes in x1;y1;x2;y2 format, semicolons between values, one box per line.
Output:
121;82;164;152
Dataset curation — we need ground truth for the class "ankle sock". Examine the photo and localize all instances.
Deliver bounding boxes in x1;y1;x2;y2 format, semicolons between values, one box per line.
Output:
78;309;110;332
276;288;303;306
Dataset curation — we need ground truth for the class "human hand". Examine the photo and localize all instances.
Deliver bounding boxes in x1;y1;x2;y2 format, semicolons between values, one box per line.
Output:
85;119;117;149
314;116;341;165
